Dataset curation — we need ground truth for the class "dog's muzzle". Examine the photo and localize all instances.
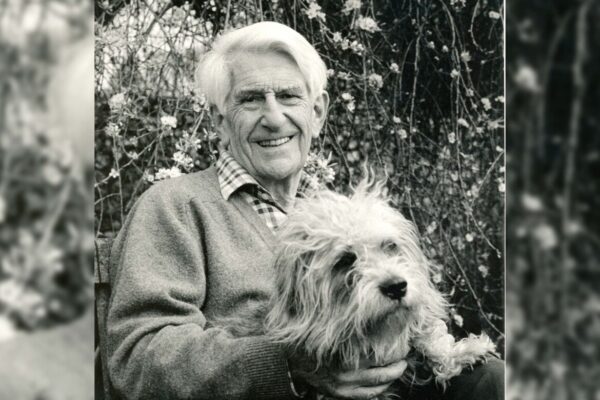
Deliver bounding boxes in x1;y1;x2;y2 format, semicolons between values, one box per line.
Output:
380;279;407;301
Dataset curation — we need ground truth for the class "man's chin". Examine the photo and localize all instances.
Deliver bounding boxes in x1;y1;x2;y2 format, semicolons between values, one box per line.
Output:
254;160;303;184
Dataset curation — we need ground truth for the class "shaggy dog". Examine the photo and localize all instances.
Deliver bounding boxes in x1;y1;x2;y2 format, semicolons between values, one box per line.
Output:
215;181;497;398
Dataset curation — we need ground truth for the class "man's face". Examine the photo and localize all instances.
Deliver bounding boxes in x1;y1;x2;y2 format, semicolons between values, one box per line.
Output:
215;50;328;188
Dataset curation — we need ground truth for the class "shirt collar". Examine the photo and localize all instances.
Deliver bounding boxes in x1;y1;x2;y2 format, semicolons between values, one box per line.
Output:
215;151;318;201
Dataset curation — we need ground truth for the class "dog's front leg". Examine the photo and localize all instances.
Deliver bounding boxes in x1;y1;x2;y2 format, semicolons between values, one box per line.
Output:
413;319;497;387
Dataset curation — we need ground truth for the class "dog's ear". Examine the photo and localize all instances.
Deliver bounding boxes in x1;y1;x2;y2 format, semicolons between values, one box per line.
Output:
264;245;317;338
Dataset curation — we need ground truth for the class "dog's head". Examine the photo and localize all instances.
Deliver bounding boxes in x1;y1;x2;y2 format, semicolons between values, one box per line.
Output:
265;180;447;369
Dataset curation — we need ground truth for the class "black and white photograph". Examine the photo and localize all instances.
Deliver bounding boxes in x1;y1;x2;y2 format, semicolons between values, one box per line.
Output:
0;0;597;399
94;1;504;399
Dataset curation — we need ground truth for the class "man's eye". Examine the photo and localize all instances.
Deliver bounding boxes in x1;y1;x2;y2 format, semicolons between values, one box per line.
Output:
278;93;298;100
241;95;262;103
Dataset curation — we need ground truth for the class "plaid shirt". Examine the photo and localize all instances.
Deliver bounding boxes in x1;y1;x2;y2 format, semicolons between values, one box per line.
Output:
216;151;316;232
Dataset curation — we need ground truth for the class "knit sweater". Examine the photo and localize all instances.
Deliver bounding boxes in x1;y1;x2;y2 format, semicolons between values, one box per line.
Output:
107;167;296;400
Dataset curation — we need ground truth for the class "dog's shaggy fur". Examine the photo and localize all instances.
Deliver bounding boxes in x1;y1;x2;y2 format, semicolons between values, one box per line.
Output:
214;181;497;398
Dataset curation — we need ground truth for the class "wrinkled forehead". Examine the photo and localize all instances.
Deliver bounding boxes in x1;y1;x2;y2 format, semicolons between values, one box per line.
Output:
227;50;309;94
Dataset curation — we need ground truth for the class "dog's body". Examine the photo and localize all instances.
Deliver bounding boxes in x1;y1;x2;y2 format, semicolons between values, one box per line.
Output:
213;181;496;398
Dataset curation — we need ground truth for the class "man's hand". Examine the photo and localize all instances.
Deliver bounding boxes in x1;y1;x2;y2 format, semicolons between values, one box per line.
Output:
289;356;408;400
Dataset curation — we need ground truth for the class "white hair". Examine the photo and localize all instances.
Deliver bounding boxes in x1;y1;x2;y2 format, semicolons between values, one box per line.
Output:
196;21;327;113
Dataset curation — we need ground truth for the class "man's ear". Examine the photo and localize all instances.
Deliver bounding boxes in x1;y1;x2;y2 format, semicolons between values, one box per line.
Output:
211;105;230;147
311;90;330;138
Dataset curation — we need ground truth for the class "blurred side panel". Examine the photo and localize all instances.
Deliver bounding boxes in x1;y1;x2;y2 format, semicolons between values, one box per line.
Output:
0;0;94;398
507;0;600;399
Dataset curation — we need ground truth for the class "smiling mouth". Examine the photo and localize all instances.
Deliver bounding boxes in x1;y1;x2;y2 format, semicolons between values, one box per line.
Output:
257;136;293;147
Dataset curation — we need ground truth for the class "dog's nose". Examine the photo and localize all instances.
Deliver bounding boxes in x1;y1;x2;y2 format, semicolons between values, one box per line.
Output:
380;280;408;301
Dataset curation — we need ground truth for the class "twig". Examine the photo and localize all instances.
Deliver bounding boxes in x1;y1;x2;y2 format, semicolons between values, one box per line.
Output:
444;231;504;337
559;0;591;366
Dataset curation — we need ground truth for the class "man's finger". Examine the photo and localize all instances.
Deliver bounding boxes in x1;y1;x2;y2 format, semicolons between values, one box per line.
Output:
334;381;394;400
337;360;408;386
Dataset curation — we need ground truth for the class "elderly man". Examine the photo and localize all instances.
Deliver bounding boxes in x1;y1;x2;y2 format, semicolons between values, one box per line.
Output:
106;22;503;400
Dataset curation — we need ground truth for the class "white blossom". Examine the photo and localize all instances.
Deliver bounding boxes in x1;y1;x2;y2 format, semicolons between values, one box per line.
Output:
43;164;62;185
392;116;401;124
154;166;184;181
355;16;380;33
389;63;399;73
465;233;474;242
453;313;464;327
368;73;383;90
350;40;364;54
398;129;408;139
172;151;194;171
0;279;24;309
481;97;492;110
341;92;354;102
460;51;471;63
566;221;582;236
106;122;120;138
342;0;361;14
488;11;501;19
488;119;503;130
305;2;326;21
332;32;342;43
448;132;456;144
442;45;449;53
515;65;540;92
478;265;489;278
160;115;177;129
458;118;469;128
451;69;460;79
109;92;126;111
522;193;544;211
426;222;438;235
109;168;120;179
533;224;557;250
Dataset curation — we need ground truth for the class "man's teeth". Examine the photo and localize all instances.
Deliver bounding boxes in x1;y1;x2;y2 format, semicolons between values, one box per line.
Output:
258;137;292;147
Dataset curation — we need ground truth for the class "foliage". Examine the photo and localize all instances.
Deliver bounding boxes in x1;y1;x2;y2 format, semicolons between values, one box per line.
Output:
0;0;93;334
95;0;504;350
507;0;600;398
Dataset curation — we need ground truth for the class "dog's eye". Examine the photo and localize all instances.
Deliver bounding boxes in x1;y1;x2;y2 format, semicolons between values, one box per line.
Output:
332;252;357;271
381;240;399;254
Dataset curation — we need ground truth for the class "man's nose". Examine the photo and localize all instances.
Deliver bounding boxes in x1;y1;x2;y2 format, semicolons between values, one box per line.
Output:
260;95;286;130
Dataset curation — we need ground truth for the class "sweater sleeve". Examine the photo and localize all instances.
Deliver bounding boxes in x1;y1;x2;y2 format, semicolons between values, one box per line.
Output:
106;182;295;400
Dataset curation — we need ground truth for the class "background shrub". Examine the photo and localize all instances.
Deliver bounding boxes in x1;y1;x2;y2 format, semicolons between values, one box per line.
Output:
0;0;93;334
507;0;600;398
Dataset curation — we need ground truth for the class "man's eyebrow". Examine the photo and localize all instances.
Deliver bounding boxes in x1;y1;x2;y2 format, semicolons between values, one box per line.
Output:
234;85;304;97
234;88;265;98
